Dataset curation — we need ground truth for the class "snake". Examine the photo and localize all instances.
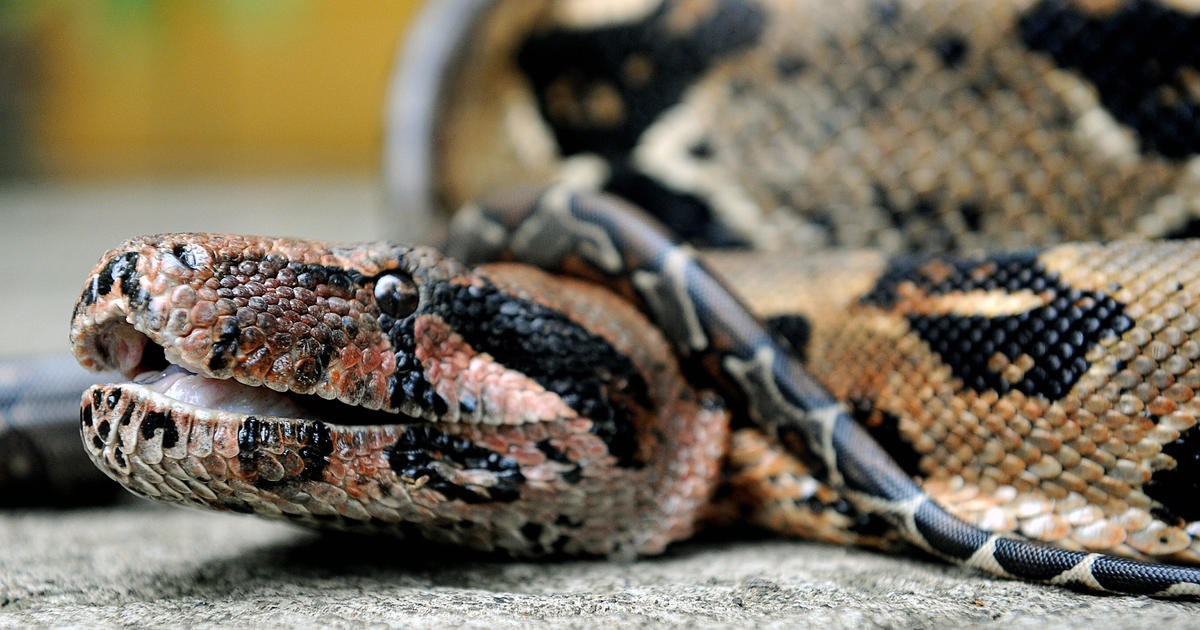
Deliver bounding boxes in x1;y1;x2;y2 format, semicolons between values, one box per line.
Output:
62;0;1200;598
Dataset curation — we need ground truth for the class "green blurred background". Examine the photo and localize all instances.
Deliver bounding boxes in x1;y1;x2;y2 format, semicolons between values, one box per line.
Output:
1;0;421;179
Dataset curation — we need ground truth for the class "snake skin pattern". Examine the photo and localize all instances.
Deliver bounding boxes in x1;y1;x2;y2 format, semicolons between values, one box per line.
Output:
434;0;1200;250
65;0;1200;598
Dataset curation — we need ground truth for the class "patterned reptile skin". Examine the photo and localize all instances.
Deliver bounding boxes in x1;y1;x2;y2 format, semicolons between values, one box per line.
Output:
66;0;1200;597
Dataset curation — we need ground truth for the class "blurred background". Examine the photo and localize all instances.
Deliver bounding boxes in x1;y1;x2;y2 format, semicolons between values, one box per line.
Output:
0;1;436;502
0;0;425;357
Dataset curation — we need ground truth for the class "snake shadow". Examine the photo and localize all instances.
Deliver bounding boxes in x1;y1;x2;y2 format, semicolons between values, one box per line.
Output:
179;521;931;599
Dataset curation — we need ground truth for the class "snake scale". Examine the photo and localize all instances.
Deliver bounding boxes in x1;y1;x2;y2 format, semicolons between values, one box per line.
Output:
66;0;1200;597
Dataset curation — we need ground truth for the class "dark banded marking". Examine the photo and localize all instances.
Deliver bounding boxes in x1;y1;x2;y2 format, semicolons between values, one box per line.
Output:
236;416;333;486
140;410;178;449
911;499;990;560
387;425;525;504
430;280;652;468
1091;556;1195;595
991;537;1080;581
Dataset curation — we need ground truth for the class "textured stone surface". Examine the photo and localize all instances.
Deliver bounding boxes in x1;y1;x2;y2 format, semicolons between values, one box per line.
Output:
1;504;1197;628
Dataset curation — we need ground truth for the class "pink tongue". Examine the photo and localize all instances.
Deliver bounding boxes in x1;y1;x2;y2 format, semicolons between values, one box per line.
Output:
138;366;314;419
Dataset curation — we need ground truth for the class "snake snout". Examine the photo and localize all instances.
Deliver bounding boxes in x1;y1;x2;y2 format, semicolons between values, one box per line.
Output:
69;239;161;377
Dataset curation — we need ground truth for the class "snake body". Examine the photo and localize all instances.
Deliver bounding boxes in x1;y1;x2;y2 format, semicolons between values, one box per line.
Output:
67;0;1200;598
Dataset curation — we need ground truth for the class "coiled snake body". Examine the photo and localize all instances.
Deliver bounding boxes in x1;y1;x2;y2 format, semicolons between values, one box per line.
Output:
68;0;1200;597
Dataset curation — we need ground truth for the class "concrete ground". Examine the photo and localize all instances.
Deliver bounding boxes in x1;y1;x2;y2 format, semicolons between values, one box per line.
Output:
1;179;1198;627
1;503;1197;629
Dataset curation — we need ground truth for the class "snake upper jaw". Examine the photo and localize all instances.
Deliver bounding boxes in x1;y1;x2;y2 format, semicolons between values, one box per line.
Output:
68;233;439;428
72;293;417;428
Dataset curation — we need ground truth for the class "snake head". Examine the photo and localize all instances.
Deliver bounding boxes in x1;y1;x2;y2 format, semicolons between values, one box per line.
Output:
69;233;459;419
68;233;727;556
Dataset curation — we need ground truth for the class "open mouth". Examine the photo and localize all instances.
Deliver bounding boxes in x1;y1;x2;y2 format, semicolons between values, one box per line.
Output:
90;319;415;427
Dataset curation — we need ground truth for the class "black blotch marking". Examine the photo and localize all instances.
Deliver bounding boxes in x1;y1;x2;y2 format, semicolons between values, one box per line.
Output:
862;252;1132;399
517;0;763;156
775;55;808;77
688;139;715;160
97;421;110;438
140;410;178;449
872;0;901;24
536;439;583;485
871;185;959;253
387;425;525;504
791;493;893;538
1019;0;1200;160
932;34;967;68
959;202;983;232
776;424;828;482
118;403;133;426
913;499;990;560
766;314;812;364
237;416;273;454
237;417;332;487
297;422;334;482
79;283;96;308
80;404;93;428
224;501;255;514
521;522;544;544
1165;217;1200;239
515;0;764;246
605;164;747;246
1146;423;1200;523
1091;555;1191;594
551;535;573;555
828;497;894;539
848;399;922;478
992;537;1080;580
555;514;584;528
430;280;653;468
207;317;241;372
95;252;134;296
95;251;144;307
848;510;893;538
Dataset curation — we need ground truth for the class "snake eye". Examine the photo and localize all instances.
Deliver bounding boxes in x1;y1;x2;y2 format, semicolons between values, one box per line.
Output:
374;273;419;319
